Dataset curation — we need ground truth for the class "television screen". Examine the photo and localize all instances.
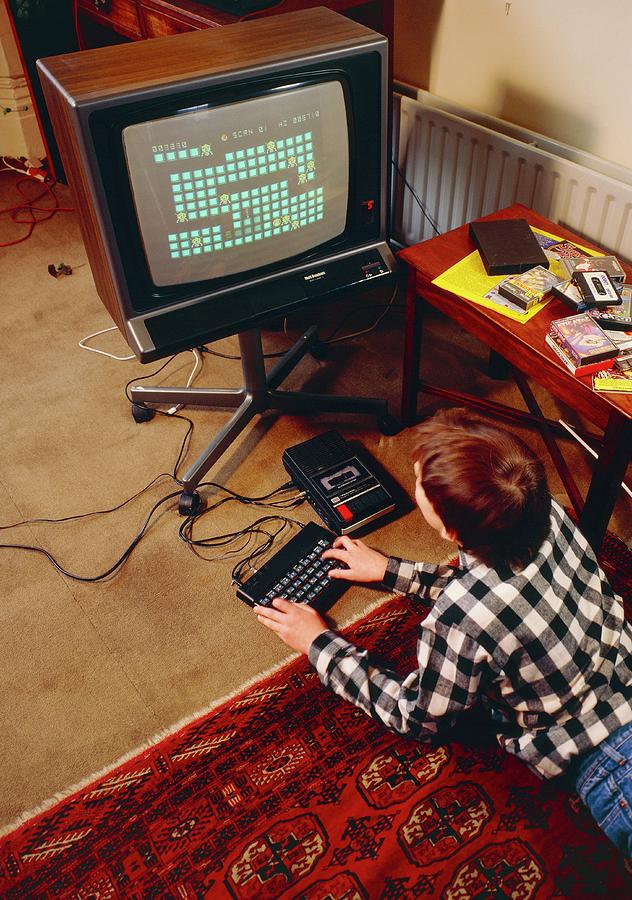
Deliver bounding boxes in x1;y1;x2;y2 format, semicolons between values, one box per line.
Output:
123;81;348;287
38;8;395;362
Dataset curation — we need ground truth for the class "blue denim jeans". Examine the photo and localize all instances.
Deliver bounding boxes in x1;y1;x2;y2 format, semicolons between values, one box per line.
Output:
574;720;632;857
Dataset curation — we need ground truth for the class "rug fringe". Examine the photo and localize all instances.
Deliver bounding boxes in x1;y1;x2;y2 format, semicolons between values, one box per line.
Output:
0;592;400;839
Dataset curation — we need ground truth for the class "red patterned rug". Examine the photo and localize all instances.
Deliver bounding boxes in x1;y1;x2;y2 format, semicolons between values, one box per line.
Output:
1;541;631;898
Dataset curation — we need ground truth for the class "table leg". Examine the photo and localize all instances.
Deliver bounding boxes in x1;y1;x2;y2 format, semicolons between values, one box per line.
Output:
401;270;424;425
580;413;632;550
488;350;510;380
512;369;583;517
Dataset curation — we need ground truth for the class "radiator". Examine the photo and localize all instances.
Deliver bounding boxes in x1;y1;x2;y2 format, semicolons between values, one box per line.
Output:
393;91;632;263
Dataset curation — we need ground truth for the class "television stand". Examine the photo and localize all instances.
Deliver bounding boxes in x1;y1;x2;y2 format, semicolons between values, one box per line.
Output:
130;326;399;515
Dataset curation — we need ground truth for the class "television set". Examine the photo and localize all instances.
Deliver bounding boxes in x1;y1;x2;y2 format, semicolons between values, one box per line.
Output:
37;8;397;509
37;8;395;364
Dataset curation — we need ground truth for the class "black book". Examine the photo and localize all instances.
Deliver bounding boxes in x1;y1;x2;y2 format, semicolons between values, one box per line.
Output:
469;218;549;276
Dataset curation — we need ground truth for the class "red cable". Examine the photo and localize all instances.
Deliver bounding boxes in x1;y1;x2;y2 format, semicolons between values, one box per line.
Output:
0;172;74;248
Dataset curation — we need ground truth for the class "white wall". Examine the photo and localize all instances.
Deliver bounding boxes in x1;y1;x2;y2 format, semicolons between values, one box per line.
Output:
394;0;632;172
0;3;45;162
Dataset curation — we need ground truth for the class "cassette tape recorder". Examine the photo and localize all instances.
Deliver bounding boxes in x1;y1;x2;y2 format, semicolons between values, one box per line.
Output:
282;430;396;534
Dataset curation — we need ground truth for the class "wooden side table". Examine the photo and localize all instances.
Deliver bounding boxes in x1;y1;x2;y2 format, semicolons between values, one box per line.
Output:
398;203;632;550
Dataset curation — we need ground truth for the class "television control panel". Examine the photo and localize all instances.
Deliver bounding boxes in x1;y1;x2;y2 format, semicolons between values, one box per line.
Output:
301;246;393;297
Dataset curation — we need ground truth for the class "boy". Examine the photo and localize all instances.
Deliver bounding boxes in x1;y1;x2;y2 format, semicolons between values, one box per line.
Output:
255;408;632;855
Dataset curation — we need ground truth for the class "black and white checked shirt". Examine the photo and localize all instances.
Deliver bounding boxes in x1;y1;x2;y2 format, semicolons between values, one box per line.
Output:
308;500;632;778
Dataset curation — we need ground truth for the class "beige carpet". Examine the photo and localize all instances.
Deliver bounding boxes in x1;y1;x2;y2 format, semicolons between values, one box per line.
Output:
1;174;630;829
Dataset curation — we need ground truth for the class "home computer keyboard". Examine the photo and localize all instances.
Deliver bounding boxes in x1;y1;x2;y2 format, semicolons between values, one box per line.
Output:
235;521;349;613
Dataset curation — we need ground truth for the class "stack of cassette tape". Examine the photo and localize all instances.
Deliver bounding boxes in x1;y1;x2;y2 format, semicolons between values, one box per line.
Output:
551;254;630;324
546;311;619;378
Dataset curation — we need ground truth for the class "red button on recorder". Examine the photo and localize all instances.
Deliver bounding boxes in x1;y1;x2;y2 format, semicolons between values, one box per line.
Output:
337;504;354;522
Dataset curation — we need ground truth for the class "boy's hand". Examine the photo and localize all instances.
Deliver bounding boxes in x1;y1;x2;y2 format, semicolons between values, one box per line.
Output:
322;535;388;583
255;598;329;654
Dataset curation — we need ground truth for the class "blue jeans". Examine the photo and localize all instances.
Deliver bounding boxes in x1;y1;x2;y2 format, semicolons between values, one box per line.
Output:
574;720;632;857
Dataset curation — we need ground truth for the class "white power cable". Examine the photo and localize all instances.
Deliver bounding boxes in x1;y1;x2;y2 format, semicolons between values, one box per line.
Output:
78;325;135;360
167;349;203;415
79;325;202;413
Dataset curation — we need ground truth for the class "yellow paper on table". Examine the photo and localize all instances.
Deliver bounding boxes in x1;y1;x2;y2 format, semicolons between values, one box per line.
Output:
431;227;598;323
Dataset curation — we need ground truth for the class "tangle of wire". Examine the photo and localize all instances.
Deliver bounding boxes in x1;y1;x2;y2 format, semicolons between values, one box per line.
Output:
0;467;305;582
1;349;306;582
179;510;306;586
178;480;305;564
5;354;301;582
0;163;74;247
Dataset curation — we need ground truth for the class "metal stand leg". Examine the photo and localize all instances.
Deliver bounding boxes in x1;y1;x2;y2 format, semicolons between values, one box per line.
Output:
130;327;396;506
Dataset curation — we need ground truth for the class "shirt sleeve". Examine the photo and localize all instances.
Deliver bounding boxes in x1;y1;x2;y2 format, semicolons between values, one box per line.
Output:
307;611;486;738
383;556;457;603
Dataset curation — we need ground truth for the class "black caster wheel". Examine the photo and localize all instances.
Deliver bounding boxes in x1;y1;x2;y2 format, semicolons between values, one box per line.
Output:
309;338;329;360
178;491;206;517
377;413;402;436
131;402;155;423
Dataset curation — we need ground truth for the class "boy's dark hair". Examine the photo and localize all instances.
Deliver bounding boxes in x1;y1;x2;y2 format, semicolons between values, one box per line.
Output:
412;408;551;571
